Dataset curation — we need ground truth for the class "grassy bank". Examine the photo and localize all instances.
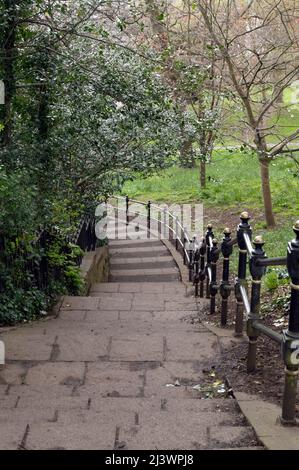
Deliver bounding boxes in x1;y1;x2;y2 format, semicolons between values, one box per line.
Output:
121;149;299;259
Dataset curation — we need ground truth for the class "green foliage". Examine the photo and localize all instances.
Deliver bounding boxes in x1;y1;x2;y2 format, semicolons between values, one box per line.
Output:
122;148;299;260
0;287;48;325
264;268;289;291
122;149;299;218
0;0;183;324
0;165;84;325
47;240;84;295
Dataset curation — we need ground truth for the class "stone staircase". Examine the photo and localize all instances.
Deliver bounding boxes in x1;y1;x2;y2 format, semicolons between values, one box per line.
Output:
0;236;263;450
109;239;180;283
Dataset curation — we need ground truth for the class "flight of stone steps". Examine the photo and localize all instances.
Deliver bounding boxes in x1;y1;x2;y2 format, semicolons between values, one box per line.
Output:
0;229;263;450
108;239;181;283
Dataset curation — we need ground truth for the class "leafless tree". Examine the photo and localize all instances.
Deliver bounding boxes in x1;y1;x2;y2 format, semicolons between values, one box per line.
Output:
134;0;224;183
196;0;299;227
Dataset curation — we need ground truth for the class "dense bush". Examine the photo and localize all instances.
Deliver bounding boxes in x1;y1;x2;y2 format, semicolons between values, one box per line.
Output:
0;1;181;325
0;167;84;325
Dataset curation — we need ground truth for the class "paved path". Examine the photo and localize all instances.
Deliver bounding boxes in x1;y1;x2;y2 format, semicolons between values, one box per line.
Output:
0;239;261;449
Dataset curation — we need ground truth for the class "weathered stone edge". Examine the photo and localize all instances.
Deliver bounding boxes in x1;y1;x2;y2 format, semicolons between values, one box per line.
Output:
201;321;299;450
161;239;190;285
80;245;109;294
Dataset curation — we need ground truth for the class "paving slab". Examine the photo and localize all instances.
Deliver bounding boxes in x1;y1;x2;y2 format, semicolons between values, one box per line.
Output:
54;332;110;361
0;363;27;385
143;361;204;399
4;335;53;361
26;422;115;450
86;396;162;414
110;335;163;362
56;408;135;427
62;296;99;310
119;414;208;450
0;408;55;424
165;332;219;361
109;246;169;255
110;256;174;264
84;362;144;397
0;237;264;450
99;297;132;310
0;423;27;450
25;362;86;386
209;425;258;448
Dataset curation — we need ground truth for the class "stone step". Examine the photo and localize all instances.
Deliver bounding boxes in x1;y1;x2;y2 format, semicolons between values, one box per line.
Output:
109;268;179;276
90;282;186;293
110;250;171;259
109;240;163;249
109;273;180;283
109;246;168;255
110;261;177;271
110;256;173;264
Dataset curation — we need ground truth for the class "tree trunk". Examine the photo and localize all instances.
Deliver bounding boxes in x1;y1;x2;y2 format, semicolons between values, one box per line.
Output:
259;158;275;228
200;159;206;188
0;0;16;149
180;138;195;168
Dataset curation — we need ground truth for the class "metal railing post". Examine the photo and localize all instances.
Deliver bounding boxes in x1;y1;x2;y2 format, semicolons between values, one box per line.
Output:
147;200;151;239
281;221;299;425
235;212;252;336
175;216;179;250
220;228;233;326
193;247;200;297
183;226;188;265
199;238;206;298
205;224;214;299
158;209;161;239
210;239;219;314
163;206;167;240
247;236;266;372
126;195;129;226
188;237;195;282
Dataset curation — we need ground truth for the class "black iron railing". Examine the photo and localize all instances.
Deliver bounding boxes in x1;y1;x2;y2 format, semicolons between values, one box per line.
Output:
108;195;192;265
108;196;299;426
191;213;299;426
70;215;97;265
0;214;97;294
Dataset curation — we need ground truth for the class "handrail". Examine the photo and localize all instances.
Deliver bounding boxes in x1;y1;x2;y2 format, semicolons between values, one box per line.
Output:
243;232;253;256
107;196;192;264
108;195;299;425
239;285;251;316
256;256;287;267
198;212;299;426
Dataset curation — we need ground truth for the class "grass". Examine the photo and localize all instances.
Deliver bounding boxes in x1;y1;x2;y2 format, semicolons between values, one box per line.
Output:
121;149;299;259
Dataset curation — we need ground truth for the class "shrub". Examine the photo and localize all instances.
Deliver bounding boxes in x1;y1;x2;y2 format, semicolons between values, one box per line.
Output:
0;168;85;325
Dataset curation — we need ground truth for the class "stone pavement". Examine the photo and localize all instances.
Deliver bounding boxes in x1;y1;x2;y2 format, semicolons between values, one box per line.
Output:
0;239;262;450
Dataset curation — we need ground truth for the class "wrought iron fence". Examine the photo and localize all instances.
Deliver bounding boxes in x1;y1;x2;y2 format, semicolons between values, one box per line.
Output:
0;214;97;294
108;195;192;265
191;213;299;426
109;196;299;426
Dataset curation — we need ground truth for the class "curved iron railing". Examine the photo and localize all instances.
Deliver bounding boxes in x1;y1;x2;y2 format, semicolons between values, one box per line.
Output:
192;212;299;426
0;214;97;294
107;196;299;426
108;195;194;264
